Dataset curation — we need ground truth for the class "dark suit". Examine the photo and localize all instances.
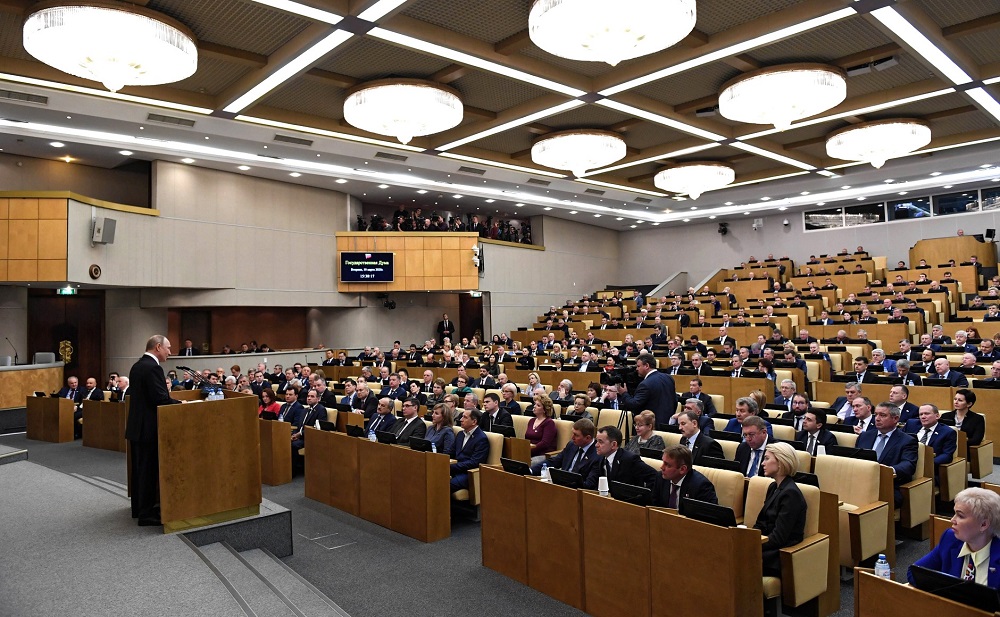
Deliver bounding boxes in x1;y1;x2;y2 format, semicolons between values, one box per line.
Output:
897;401;920;424
365;412;396;435
682;431;724;466
437;319;454;339
857;429;918;503
56;386;83;404
908;529;1000;587
651;468;718;508
735;440;769;477
891;372;922;386
125;353;180;521
479;408;513;432
618;370;677;426
391;416;427;445
73;387;105;437
940;410;985;446
796;429;837;455
291;404;329;454
277;401;305;427
926;370;969;387
755;477;807;576
843;415;876;432
903;421;957;465
178;347;200;356
471;376;497;389
352;394;378;419
450;427;491;491
532;440;599;476
379;386;406;401
678;391;718;417
585;448;657;490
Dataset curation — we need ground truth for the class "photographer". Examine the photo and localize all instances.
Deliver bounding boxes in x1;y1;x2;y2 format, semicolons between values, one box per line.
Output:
616;353;676;427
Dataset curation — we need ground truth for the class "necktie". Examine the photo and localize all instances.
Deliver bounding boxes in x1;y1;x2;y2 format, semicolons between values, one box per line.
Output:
807;435;816;455
875;434;887;459
920;430;931;445
370;416;381;433
570;448;583;471
605;460;612;477
68;389;75;399
964;557;977;581
667;483;680;508
748;449;762;477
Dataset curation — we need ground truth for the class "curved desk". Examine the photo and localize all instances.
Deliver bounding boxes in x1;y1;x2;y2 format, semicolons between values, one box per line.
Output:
0;362;64;410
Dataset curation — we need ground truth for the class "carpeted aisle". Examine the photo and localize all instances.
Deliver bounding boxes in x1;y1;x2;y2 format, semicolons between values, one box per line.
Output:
0;459;244;617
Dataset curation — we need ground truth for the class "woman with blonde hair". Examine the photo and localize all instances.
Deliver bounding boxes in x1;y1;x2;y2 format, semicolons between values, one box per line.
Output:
755;442;806;577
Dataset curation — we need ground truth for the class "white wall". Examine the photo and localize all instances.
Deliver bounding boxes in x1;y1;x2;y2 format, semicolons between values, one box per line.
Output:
480;215;619;335
305;294;460;349
104;289;167;373
0;152;149;207
619;209;1000;286
0;286;27;363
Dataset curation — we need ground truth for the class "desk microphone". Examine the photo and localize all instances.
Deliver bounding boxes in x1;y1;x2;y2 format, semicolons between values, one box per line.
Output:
5;337;18;365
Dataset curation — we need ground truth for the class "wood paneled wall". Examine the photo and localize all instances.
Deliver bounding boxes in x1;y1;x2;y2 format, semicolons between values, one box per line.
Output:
336;232;479;292
0;197;68;281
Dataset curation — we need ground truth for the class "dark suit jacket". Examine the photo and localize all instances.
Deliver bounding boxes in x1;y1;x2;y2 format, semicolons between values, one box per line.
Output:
685;432;724;466
391;416;427;445
909;529;1000;587
897;401;920;424
903;421;957;465
277;401;305;426
843;415;877;432
125;354;181;442
450;428;491;474
857;429;918;490
755;477;807;574
365;412;397;435
56;386;83;403
891;372;922;386
678;391;718;417
352;394;378;418
295;404;329;433
651;468;718;507
940;410;986;446
618;371;677;426
925;370;969;387
735;440;768;477
379;386;407;401
796;429;837;454
479;408;514;431
471;376;497;389
532;441;599;476
585;448;657;490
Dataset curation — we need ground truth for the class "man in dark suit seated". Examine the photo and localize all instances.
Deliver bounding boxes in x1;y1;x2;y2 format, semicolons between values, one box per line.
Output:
983;360;1000;382
479;392;513;432
735;415;770;477
651;444;718;508
831;382;862;421
450;408;491;492
888;384;920;424
585;425;658;490
470;366;497;389
351;383;378;419
781;393;811;431
365;397;397;435
677;410;724;465
390;397;427;445
891;360;922;386
904;404;957;466
680;377;718;417
772;379;796;410
277;387;305;427
379;373;407;401
843;396;877;433
857;403;918;503
72;377;105;438
291;388;329;469
850;356;878;384
56;375;83;403
617;353;676;427
530;418;599;476
796;409;838;456
926;357;969;387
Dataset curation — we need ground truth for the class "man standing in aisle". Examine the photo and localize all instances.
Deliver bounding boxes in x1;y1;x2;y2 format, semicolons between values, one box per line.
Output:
125;335;181;527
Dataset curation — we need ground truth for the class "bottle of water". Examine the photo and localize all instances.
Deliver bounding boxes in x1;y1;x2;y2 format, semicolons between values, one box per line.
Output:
540;463;549;482
368;429;376;442
874;554;891;579
431;442;437;453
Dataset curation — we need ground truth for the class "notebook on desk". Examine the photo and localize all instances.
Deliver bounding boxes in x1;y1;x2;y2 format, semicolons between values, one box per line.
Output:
909;565;1000;613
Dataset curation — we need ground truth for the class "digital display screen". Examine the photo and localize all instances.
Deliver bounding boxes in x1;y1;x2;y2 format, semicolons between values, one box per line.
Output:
340;252;394;282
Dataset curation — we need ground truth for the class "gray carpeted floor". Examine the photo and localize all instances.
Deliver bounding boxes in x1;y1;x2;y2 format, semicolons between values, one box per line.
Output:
2;432;994;617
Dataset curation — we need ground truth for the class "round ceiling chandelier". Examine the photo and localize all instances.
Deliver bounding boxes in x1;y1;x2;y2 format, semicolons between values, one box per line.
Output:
23;1;198;93
528;0;696;66
825;119;931;169
531;129;627;177
653;162;735;199
719;63;847;131
343;79;464;145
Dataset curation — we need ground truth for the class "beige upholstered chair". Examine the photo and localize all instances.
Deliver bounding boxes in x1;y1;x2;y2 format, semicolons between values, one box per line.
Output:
813;455;889;567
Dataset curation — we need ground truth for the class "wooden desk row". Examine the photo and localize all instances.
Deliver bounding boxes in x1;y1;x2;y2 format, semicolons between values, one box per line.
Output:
854;569;995;617
304;428;451;542
480;467;771;617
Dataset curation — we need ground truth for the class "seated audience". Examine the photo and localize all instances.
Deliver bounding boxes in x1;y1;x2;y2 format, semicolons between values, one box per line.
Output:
525;394;557;464
425;403;456;454
941;388;985;446
755;442;807;577
908;488;1000;587
585;425;658;490
624;410;666;454
450;409;491;492
651;444;718;508
530;418;599;476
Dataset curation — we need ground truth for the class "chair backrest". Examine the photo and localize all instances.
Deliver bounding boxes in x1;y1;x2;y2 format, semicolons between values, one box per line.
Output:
594;408;632;437
800;483;823;536
771;424;796;441
471;387;485;401
641;455;660;471
517;401;531;413
659;431;683;448
553;419;574;450
743;476;774;529
512;414;529;439
833;431;858;447
0;356;11;367
813;455;881;506
794;449;813;474
33;352;56;364
712;418;728;431
484;431;504;465
825;414;840;425
718;439;739;460
694;465;746;519
709;394;725;414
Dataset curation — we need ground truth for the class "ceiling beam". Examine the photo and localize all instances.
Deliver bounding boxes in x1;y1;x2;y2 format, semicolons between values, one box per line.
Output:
0;0;33;13
200;42;268;70
431;64;468;84
511;148;532;160
679;29;710;47
874;3;982;81
525;123;552;135
942;12;1000;39
495;30;532;56
832;43;902;69
923;105;977;121
722;54;760;72
782;135;827;150
303;67;358;89
429;93;573;149
607;118;645;133
464;106;497;121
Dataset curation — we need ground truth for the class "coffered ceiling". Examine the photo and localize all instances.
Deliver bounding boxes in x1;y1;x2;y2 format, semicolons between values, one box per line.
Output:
0;0;998;229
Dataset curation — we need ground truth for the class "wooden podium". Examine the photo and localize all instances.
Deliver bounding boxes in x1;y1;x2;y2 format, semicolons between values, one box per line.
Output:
26;396;74;443
82;399;128;452
854;570;995;617
259;418;292;486
156;391;262;533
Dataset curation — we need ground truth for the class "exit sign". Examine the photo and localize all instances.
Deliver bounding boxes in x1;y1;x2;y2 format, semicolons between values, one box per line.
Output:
56;287;77;295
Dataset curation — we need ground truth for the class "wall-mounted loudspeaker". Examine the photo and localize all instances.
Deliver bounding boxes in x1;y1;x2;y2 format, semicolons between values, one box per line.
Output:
92;217;116;244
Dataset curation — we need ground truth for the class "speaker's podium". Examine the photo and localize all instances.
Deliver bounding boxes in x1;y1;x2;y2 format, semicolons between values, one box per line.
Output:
82;398;128;452
129;390;262;533
26;396;75;443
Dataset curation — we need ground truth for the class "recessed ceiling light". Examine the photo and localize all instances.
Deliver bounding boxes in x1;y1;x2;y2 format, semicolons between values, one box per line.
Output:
841;185;851;189
615;217;623;221
943;185;953;189
856;197;865;200
884;179;894;183
800;191;810;195
690;206;698;210
543;207;553;211
724;201;733;206
682;218;690;222
636;221;644;224
335;179;348;184
515;203;524;207
49;141;64;147
569;210;578;214
238;165;250;171
290;172;301;177
62;156;72;163
485;199;495;203
417;189;427;194
630;225;637;228
743;211;750;215
930;171;942;176
453;194;463;199
652;222;661;225
378;184;389;188
118;150;133;156
709;215;716;219
898;191;908;195
778;206;787;211
760;196;770;201
593;214;601;218
181;158;194;164
980;164;993;169
817;202;826;205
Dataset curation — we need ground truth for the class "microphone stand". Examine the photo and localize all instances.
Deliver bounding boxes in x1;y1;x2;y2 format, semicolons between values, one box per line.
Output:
5;337;18;365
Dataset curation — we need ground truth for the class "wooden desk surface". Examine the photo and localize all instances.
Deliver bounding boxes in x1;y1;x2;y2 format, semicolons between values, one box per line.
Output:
480;466;529;584
582;492;651;617
525;479;585;610
2;364;64;410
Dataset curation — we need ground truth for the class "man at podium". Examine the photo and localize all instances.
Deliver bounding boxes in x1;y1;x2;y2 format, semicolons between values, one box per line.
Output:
125;335;181;527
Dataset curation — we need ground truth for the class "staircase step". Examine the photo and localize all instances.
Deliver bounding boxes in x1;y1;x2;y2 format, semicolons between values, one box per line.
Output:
240;548;349;617
199;542;298;617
